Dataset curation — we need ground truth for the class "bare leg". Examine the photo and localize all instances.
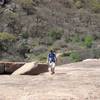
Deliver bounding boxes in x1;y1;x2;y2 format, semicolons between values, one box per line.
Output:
51;62;55;75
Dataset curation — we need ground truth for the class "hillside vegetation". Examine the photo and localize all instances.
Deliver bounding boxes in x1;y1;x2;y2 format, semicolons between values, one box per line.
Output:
0;0;100;63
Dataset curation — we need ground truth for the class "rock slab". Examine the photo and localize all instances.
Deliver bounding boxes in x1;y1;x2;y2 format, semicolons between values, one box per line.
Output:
0;62;25;74
12;62;49;75
0;63;5;74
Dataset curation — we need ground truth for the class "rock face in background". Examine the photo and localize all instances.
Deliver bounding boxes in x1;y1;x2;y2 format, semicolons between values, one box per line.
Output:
0;0;100;62
0;0;99;36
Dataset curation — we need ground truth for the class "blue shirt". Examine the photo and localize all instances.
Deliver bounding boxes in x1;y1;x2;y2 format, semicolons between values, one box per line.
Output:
48;52;56;63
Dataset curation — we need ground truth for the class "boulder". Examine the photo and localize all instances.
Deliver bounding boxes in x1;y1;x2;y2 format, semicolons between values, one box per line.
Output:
0;61;25;74
12;62;49;75
5;62;25;74
0;63;5;74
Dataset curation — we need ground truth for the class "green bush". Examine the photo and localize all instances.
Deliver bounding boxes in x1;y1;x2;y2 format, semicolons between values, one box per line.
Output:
71;34;80;42
90;0;100;13
19;32;29;39
38;53;47;62
1;55;23;62
61;52;71;57
16;0;36;15
52;40;67;50
92;48;100;58
61;51;81;62
0;32;16;51
39;37;53;46
0;32;16;42
31;45;48;56
3;9;18;20
27;52;47;62
48;30;62;40
17;39;30;58
17;0;33;5
84;35;93;48
45;37;54;45
69;51;81;62
75;0;83;8
93;33;100;40
65;33;81;43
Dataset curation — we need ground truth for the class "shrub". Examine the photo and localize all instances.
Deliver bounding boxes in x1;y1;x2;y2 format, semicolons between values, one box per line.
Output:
19;32;29;39
0;32;16;51
53;40;67;50
69;51;81;62
92;48;100;58
16;0;33;5
93;33;100;40
90;0;100;13
4;9;18;19
75;0;82;8
16;0;36;15
38;53;47;62
48;30;62;40
61;51;81;62
76;49;94;60
17;39;30;58
84;35;93;48
65;33;81;43
1;55;23;62
71;34;80;42
26;52;47;62
0;32;16;42
61;52;71;57
39;37;53;46
31;45;48;56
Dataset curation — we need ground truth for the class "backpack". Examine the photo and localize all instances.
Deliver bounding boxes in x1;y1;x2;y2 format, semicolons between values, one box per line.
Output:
48;52;56;63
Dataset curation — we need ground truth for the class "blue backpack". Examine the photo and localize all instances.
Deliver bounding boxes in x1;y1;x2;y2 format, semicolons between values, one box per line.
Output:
48;52;56;63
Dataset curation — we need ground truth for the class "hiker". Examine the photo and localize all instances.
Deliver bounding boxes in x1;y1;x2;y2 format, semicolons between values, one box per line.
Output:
47;50;57;74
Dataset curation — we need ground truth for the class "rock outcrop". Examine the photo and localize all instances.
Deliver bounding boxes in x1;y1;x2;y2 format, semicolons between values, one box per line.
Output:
12;62;49;75
0;61;49;75
0;63;5;74
0;61;25;74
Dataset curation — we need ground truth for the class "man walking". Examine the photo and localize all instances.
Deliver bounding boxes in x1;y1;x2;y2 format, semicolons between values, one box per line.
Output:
47;50;57;75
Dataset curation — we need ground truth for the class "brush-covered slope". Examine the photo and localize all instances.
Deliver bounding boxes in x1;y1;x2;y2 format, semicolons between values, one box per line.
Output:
0;0;100;62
